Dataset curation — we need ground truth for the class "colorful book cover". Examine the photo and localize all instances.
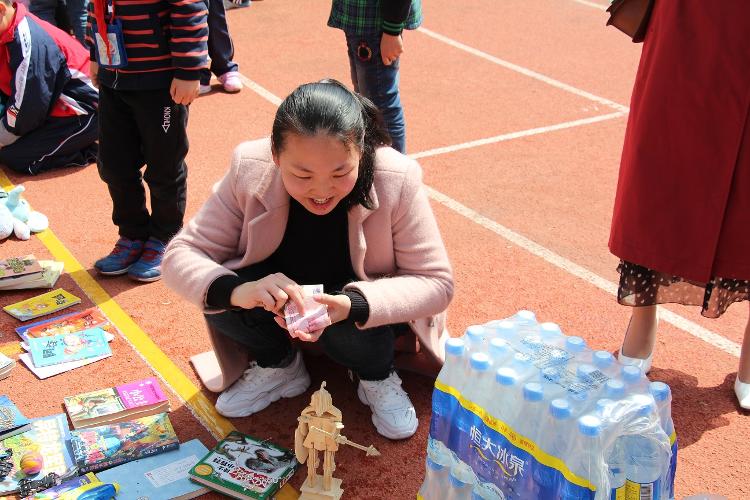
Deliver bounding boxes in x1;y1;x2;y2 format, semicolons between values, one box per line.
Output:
96;439;210;500
0;255;42;280
64;377;168;425
23;472;99;500
189;431;298;500
25;307;118;339
0;413;75;495
70;413;180;473
3;289;81;322
28;328;111;368
0;395;31;440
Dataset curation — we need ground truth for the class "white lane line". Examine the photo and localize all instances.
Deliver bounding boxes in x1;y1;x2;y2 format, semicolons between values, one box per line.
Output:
571;0;607;10
416;27;629;114
425;187;742;358
238;73;739;358
411;112;624;159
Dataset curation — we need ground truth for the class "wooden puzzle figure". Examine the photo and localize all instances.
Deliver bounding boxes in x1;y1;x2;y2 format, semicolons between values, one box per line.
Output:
295;382;380;500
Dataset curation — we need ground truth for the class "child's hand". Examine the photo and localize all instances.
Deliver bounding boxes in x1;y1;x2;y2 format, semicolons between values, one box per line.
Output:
274;316;328;343
90;61;99;88
380;33;403;66
312;294;351;325
230;273;306;314
170;78;200;105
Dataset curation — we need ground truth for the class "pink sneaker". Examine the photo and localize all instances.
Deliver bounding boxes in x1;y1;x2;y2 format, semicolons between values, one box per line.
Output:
219;71;243;93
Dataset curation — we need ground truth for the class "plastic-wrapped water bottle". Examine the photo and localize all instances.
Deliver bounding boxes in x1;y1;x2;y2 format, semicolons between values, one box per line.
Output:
604;379;626;401
596;399;626;500
489;338;513;368
539;322;564;344
563;415;607;500
514;309;538;336
621;365;643;388
493;367;521;425
441;338;467;389
465;353;492;405
565;336;587;354
516;382;546;443
447;461;476;500
509;352;535;382
534;398;574;497
471;481;503;500
419;456;450;500
650;382;676;500
592;351;618;377
624;397;663;500
487;320;518;344
465;325;487;358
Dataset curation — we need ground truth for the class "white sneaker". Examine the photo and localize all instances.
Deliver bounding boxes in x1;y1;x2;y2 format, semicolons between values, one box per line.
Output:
199;84;212;95
358;372;418;439
215;351;310;417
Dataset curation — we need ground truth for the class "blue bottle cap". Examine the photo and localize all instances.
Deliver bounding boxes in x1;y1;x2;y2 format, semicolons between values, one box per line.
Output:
513;352;532;366
604;379;625;399
595;398;614;417
465;325;485;344
539;322;562;338
489;338;510;357
593;350;614;369
470;353;491;372
577;364;597;380
649;381;670;401
550;398;572;419
426;456;444;471
446;338;465;357
621;365;642;383
496;367;518;386
523;382;544;402
577;415;602;437
565;336;586;352
515;310;537;325
492;320;517;339
523;334;543;348
632;394;656;416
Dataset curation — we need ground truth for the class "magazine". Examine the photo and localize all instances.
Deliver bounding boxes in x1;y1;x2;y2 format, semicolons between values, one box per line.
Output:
28;327;111;368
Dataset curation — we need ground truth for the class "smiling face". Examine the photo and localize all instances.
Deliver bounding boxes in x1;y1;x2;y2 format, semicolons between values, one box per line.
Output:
273;132;361;215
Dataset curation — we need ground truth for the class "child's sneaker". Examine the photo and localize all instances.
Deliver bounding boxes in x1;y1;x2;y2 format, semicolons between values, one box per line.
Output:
219;71;243;93
199;83;212;95
94;237;144;275
127;237;166;282
358;371;418;439
215;351;311;417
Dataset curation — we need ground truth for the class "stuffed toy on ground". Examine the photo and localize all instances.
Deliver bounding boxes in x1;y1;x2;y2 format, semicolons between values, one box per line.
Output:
0;186;49;240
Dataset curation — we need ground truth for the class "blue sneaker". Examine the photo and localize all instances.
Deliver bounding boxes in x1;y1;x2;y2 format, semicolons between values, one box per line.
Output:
94;237;144;275
128;237;166;282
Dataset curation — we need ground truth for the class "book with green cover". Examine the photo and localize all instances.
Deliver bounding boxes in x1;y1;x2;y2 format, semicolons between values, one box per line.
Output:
188;431;298;500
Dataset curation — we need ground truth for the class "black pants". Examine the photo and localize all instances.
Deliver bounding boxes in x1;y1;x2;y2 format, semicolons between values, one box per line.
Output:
0;114;98;175
205;309;397;381
97;85;189;242
200;0;239;85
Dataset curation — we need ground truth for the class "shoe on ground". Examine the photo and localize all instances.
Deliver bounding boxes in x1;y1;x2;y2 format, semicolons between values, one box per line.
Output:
219;71;243;93
94;237;144;275
358;371;418;439
199;83;212;95
127;237;166;282
215;351;311;418
618;347;653;374
736;377;750;410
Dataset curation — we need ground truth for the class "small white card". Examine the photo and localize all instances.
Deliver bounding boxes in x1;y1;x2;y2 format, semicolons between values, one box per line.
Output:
144;455;199;488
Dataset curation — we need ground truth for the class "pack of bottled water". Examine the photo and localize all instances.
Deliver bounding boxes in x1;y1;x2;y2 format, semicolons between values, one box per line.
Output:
419;310;678;500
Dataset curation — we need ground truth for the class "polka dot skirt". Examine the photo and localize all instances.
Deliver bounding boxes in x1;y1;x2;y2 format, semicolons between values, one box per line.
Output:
616;261;750;318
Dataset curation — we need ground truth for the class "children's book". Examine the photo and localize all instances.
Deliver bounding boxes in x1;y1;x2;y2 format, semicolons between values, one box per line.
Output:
0;260;63;291
70;413;179;473
96;438;210;500
18;351;112;379
0;255;43;281
188;431;298;500
0;395;31;440
22;472;99;500
28;327;111;368
64;377;170;429
3;289;81;322
0;413;75;495
0;353;14;380
21;307;118;340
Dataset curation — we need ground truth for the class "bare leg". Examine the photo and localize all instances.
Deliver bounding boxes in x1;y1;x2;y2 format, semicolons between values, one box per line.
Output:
738;303;750;383
621;305;658;359
307;451;318;487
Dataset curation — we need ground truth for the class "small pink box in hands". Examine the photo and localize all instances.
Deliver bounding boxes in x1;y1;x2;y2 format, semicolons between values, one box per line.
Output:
284;284;332;334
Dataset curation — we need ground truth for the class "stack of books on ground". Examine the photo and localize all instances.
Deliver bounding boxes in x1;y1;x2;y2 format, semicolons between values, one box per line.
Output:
64;377;170;429
14;307;118;379
0;255;64;291
188;431;299;499
17;326;112;380
0;353;14;380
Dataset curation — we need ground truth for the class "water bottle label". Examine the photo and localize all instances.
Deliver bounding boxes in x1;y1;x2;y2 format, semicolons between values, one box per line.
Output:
430;382;596;499
611;485;625;500
625;479;660;500
520;339;572;368
667;439;677;500
542;366;608;395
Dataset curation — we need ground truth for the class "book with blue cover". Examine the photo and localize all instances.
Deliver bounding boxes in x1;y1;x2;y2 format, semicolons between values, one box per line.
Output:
0;395;30;440
96;438;210;500
27;327;111;367
0;413;75;495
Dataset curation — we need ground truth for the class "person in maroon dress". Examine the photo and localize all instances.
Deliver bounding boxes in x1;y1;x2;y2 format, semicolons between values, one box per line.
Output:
609;0;750;409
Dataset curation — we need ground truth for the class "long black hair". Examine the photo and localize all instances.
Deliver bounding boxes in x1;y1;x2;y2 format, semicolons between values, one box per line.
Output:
271;79;392;209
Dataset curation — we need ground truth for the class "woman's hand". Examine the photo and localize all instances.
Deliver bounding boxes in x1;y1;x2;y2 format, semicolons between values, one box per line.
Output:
312;294;351;325
230;273;305;314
